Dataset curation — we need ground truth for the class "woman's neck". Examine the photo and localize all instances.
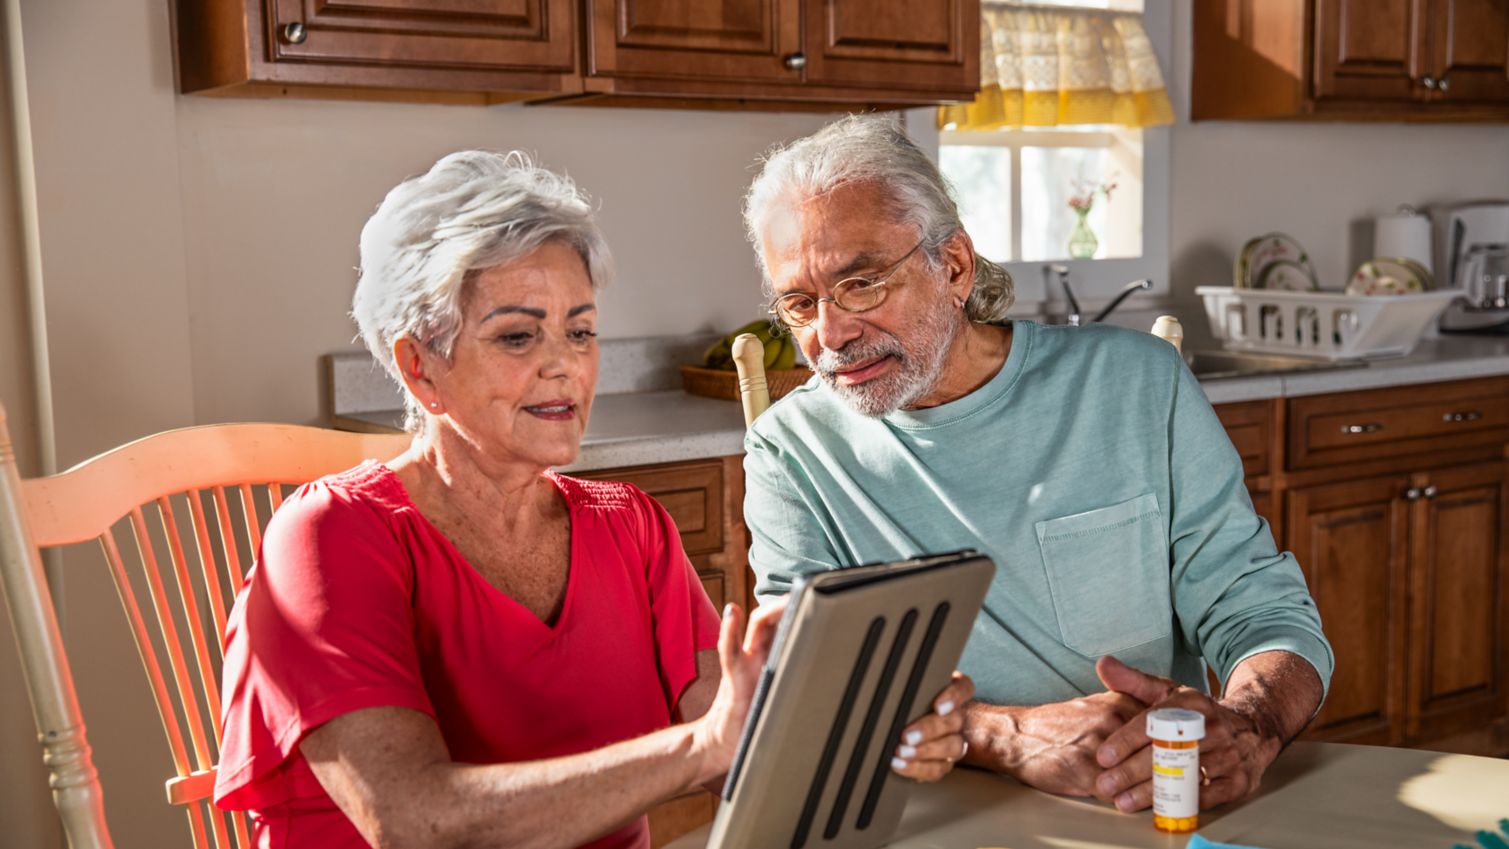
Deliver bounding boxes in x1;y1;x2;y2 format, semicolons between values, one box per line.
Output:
390;426;556;529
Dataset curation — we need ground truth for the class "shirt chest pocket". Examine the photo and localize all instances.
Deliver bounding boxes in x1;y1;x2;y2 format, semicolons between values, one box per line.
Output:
1035;493;1172;657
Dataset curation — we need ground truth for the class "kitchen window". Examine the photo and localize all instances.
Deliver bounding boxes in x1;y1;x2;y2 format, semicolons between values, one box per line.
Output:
931;0;1172;308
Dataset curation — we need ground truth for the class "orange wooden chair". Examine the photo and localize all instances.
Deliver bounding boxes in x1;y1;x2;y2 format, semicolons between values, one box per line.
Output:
0;405;407;849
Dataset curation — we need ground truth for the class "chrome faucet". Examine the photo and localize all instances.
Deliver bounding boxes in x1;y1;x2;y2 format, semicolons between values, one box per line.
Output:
1047;264;1153;326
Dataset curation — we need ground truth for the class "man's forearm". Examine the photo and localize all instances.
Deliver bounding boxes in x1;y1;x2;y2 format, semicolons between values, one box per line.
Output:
1219;650;1324;754
961;701;1022;772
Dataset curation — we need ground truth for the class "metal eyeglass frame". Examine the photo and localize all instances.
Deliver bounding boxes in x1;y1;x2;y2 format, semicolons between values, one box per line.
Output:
768;239;926;328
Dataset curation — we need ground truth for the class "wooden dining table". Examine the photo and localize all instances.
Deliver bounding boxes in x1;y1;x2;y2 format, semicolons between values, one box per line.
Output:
666;741;1509;849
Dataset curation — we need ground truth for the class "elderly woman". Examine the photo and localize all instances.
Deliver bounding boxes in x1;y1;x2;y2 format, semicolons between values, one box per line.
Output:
212;150;973;849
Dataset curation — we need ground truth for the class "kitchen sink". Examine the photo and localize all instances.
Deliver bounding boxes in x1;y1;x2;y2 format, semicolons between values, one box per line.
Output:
1183;349;1368;380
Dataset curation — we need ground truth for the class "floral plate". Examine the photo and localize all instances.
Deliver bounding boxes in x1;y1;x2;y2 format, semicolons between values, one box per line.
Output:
1345;257;1432;296
1235;232;1318;290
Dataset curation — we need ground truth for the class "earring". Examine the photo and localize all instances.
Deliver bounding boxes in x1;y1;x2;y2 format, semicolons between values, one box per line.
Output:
428;401;439;410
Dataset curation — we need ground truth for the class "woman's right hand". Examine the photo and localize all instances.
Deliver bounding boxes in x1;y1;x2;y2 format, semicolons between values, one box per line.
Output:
691;600;787;783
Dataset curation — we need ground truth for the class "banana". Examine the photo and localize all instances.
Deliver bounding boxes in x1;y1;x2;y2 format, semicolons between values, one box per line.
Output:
772;335;797;370
703;319;784;371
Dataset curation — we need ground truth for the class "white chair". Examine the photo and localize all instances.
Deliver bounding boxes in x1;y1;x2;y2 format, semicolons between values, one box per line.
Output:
0;406;406;848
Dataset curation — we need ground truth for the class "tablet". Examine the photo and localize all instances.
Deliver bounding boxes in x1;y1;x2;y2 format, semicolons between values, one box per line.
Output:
707;549;996;849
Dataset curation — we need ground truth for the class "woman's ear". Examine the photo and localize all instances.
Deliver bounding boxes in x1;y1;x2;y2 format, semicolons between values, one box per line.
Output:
394;336;445;414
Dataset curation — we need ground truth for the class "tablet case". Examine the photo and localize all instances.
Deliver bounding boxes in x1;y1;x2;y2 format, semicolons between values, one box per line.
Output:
707;550;996;849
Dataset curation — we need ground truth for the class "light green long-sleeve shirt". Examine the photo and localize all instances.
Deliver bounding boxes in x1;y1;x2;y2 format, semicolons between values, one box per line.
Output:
744;320;1332;706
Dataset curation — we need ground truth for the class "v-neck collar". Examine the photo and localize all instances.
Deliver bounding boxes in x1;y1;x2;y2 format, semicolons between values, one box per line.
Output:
365;461;580;636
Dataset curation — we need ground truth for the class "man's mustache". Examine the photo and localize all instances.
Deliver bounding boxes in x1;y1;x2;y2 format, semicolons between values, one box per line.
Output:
813;336;907;380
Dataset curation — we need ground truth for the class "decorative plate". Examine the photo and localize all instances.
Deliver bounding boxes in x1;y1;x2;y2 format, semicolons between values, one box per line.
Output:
1346;258;1428;296
1257;259;1319;292
1235;232;1317;290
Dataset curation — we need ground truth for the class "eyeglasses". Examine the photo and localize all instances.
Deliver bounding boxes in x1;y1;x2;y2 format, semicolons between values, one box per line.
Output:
768;240;925;329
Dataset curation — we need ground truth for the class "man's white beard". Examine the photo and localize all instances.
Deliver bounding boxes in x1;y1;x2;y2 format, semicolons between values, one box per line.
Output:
813;301;961;417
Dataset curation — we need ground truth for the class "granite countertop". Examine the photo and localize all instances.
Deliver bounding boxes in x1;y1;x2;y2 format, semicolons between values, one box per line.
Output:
333;333;1509;472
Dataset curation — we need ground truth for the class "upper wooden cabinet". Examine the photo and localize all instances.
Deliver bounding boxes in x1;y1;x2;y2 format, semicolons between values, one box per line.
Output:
1193;0;1509;120
577;0;978;106
175;0;980;107
176;0;582;103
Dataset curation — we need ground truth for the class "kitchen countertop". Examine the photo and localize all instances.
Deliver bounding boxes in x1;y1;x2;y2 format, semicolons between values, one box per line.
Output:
334;334;1509;471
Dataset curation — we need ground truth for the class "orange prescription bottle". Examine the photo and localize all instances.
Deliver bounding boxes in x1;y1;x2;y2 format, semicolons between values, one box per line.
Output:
1147;708;1206;833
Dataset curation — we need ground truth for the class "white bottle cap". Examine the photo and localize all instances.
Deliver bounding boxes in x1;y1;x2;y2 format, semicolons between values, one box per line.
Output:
1150;315;1184;355
1147;708;1206;741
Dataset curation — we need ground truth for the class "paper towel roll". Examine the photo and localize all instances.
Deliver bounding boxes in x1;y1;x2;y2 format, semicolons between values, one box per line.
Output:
1374;210;1433;275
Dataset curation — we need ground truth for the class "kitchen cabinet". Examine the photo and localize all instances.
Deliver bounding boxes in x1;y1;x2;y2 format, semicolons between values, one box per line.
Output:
1288;461;1508;747
176;0;582;103
535;0;979;106
1264;375;1509;754
175;0;980;108
1192;0;1509;120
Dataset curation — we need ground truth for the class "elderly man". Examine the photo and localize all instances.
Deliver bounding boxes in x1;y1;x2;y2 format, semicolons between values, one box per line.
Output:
739;115;1332;814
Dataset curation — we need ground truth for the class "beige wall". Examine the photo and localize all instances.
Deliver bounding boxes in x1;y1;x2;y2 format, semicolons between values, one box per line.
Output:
3;0;1509;847
1167;1;1509;295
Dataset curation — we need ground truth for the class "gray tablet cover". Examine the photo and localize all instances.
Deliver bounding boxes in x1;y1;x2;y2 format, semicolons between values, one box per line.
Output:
707;550;995;849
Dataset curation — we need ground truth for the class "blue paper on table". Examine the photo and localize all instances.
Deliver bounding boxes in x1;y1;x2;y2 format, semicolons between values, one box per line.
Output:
1452;817;1509;849
1187;835;1266;849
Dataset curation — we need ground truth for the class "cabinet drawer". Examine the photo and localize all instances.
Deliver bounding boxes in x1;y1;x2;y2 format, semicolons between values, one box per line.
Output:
698;572;726;610
1215;399;1275;477
1288;377;1509;470
579;460;724;555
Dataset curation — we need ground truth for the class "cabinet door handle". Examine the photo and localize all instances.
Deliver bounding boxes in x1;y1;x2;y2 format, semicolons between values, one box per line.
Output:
1422;484;1439;499
1443;410;1482;423
782;53;807;70
1421;75;1438;89
281;22;308;44
1438;75;1451;92
1341;422;1384;434
1404;486;1423;501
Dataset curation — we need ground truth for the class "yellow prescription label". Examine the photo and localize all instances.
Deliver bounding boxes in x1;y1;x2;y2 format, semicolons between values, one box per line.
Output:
1152;764;1185;777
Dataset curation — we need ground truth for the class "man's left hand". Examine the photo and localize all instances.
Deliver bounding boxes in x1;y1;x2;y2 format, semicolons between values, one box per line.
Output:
1090;656;1284;812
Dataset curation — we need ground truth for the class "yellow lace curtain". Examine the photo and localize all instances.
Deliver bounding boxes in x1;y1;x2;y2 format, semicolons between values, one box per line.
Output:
940;4;1175;130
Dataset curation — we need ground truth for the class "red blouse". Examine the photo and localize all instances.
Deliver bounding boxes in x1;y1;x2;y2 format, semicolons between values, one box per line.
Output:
214;461;721;849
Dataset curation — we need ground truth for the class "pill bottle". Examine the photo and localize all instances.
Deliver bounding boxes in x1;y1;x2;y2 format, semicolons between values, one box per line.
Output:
1147;708;1205;833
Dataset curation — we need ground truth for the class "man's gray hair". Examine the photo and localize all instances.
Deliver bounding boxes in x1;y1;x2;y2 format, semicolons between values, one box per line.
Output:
353;150;612;431
743;113;1013;323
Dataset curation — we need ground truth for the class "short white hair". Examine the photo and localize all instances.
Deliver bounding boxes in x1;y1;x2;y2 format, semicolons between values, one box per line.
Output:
743;114;1012;323
352;150;612;430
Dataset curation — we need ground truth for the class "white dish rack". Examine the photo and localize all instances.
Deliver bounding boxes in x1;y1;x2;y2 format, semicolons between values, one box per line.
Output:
1195;286;1462;360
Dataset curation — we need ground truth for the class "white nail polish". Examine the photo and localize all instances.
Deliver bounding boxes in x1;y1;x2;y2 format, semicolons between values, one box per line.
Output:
898;745;917;758
891;757;907;770
906;730;923;746
937;700;955;716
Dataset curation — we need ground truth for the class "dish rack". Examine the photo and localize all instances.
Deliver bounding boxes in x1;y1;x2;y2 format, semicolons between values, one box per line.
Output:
1195;286;1462;360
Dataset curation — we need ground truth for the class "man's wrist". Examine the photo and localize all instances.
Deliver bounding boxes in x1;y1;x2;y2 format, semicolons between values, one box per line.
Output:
962;702;1024;773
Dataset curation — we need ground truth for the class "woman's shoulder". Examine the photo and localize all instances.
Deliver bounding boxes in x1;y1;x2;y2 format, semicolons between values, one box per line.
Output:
269;460;411;537
548;472;647;513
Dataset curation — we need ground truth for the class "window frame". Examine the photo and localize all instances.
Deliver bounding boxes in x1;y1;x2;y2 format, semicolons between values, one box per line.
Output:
905;0;1172;316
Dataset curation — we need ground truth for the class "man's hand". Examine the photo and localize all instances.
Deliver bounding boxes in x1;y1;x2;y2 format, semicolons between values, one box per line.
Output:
1092;653;1320;812
962;689;1147;797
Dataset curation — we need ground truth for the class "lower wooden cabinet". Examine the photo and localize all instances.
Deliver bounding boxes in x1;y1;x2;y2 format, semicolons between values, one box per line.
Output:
1287;459;1509;750
1218;379;1509;756
1405;462;1509;744
1287;473;1412;744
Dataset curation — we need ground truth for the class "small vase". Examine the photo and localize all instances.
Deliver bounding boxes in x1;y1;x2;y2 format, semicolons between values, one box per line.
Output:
1067;207;1098;259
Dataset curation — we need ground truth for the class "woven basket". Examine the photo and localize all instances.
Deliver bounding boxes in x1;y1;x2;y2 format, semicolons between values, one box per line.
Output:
679;365;812;401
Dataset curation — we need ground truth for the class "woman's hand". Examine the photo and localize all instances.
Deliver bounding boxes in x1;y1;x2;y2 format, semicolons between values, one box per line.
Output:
690;600;787;784
891;671;975;782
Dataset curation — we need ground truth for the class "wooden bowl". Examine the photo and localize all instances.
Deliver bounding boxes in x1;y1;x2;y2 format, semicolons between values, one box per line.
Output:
679;365;812;401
